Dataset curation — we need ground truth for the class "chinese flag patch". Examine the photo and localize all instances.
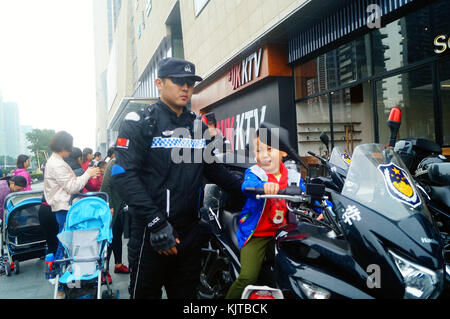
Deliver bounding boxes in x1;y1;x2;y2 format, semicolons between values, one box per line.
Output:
116;137;129;149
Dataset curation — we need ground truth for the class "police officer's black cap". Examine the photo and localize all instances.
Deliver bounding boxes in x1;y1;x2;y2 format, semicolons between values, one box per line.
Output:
157;57;203;82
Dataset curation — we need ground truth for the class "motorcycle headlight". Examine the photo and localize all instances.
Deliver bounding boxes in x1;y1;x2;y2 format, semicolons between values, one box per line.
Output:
389;250;442;299
296;279;331;299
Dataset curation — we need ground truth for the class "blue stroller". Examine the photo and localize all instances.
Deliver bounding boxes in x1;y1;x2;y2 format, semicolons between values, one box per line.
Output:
1;191;47;275
51;192;116;299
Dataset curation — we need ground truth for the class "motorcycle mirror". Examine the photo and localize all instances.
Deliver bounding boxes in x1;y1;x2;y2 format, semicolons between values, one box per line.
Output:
258;122;308;170
319;132;330;154
427;162;450;185
387;107;402;148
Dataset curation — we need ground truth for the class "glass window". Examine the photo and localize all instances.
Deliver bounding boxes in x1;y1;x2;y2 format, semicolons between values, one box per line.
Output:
372;0;450;74
194;0;211;17
439;59;450;146
376;66;435;145
294;35;371;99
296;94;330;156
331;82;374;154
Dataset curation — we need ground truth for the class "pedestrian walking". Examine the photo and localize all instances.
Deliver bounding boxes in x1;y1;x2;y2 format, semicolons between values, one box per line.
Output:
111;57;245;299
12;154;32;191
43;131;99;298
100;158;130;285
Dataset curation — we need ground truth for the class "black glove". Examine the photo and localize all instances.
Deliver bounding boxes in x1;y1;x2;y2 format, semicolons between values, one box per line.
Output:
149;222;177;252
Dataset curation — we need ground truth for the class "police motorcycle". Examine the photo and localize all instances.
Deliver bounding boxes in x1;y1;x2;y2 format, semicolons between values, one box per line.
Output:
306;107;449;293
306;131;351;193
386;107;450;286
198;121;446;299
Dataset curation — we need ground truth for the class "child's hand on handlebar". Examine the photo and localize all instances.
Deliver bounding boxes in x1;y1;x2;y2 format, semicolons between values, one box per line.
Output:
264;182;279;195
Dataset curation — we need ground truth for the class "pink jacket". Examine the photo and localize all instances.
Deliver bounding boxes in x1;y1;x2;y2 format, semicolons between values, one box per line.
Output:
12;168;32;191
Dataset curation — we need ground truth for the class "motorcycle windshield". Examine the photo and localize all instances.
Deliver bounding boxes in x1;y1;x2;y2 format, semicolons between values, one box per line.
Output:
329;146;352;172
341;144;431;221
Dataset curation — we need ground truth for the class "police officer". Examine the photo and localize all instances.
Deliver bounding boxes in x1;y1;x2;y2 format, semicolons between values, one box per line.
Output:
111;57;245;299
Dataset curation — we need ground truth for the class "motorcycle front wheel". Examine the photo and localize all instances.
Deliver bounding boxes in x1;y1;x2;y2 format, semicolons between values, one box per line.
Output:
196;243;233;299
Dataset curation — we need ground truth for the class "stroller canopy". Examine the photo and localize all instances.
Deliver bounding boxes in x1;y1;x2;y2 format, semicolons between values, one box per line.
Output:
64;197;112;243
3;192;43;226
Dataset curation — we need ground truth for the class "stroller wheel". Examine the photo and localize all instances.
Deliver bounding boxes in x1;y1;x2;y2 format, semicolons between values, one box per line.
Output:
4;262;11;276
13;261;20;275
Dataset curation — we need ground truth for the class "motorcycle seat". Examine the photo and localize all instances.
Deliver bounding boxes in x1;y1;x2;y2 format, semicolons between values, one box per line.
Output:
220;210;240;250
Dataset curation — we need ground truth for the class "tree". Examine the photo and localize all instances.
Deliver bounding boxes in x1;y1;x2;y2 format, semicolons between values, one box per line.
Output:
26;129;55;173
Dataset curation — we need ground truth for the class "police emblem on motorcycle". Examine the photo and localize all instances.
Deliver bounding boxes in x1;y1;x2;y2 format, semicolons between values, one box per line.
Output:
378;163;421;208
341;153;352;166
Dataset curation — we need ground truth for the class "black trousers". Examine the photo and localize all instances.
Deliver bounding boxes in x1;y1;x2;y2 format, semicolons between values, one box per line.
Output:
107;210;124;267
37;204;59;255
128;222;203;299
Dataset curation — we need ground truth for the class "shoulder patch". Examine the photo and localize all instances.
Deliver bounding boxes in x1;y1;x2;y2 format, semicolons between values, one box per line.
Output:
124;112;141;122
111;164;126;176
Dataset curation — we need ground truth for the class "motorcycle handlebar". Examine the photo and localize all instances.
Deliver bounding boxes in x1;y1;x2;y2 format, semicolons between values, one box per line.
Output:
244;186;303;196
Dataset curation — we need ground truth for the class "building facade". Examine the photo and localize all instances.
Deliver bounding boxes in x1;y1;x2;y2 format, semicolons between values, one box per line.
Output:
0;100;20;158
94;0;450;161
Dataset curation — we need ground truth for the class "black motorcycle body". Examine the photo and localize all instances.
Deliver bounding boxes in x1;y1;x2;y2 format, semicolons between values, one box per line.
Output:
198;142;446;299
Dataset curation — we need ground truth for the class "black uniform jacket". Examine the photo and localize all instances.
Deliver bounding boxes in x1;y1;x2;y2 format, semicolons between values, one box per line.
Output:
111;99;244;236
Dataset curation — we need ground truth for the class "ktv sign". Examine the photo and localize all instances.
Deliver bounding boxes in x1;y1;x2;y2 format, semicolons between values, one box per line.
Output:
228;48;263;90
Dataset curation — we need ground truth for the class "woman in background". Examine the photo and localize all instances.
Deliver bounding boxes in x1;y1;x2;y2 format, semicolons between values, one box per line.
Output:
81;148;93;171
13;154;32;191
44;131;99;299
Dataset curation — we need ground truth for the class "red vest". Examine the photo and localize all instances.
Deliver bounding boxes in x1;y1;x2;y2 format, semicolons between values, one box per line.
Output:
253;162;288;238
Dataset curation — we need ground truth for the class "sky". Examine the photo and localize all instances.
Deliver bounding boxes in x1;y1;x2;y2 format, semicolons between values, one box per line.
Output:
0;0;97;151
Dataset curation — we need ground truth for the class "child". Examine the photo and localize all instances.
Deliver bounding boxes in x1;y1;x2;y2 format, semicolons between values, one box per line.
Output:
0;176;27;221
84;161;107;192
225;127;304;299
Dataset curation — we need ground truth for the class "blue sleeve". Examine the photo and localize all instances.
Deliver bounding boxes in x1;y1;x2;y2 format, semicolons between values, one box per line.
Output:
241;169;266;199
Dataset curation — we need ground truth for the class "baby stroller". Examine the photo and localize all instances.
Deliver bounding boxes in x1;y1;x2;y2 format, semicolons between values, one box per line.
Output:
51;192;116;299
1;191;47;276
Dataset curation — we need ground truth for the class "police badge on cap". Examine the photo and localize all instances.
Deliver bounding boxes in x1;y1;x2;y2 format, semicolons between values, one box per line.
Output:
157;57;203;82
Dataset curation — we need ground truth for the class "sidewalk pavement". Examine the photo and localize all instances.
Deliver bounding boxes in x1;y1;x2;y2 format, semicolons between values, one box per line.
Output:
0;240;131;299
